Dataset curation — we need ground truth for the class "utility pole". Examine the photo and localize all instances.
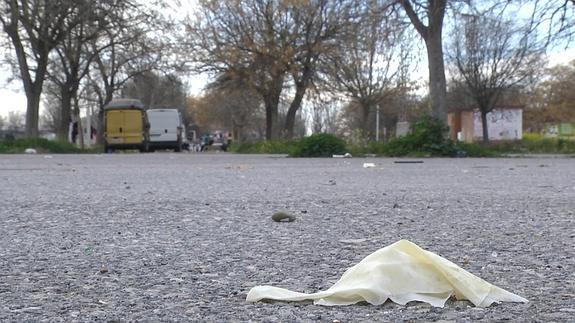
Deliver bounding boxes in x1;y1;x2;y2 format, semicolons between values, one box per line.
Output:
375;104;380;142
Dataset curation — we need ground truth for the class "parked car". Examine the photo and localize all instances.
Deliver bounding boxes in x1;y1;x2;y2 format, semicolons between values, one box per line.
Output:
146;109;184;152
103;99;149;153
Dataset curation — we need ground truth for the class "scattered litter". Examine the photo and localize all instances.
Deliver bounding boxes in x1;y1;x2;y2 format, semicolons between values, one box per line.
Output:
333;153;352;158
491;251;498;258
363;163;375;168
271;211;296;222
246;240;528;308
394;160;423;164
25;148;37;154
99;265;108;274
339;239;367;244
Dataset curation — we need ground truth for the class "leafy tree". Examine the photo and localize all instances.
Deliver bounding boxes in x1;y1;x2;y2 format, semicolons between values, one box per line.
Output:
524;60;575;131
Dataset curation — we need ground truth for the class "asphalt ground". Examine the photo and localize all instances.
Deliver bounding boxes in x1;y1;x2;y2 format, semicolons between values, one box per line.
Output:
0;153;573;322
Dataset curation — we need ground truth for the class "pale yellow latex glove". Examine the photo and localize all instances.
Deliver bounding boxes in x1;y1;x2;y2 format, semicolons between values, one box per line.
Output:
246;240;528;307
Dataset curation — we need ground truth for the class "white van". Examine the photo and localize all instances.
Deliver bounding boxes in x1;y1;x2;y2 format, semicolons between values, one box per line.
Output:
146;109;183;152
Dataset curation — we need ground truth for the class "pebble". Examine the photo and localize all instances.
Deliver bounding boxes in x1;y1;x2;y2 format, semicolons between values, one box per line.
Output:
271;211;296;222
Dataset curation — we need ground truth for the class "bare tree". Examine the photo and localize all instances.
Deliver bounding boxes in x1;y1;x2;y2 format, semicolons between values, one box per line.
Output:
325;2;410;140
0;0;87;138
187;0;354;140
447;10;545;142
7;110;25;131
281;0;351;139
47;1;126;141
87;3;173;144
188;0;300;140
529;0;575;45
307;94;340;135
190;72;265;143
121;72;188;110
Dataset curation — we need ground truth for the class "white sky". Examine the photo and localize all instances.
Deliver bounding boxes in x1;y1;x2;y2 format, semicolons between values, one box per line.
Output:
1;2;575;119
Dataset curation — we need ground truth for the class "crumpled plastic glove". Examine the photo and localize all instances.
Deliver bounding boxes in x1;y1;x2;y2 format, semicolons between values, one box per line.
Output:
246;240;528;307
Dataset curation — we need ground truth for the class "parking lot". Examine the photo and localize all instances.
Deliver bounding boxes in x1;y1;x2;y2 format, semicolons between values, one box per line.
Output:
0;153;573;321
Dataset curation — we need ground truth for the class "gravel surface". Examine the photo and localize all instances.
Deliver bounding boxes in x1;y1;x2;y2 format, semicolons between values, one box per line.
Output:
0;153;573;322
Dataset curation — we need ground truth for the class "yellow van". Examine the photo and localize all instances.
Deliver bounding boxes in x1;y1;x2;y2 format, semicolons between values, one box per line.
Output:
103;99;149;152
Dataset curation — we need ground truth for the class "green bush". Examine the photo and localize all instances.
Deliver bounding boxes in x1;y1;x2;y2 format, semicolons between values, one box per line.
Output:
0;138;85;154
480;133;575;154
454;142;499;157
290;133;347;157
230;140;297;154
347;141;387;157
521;135;575;154
383;116;457;157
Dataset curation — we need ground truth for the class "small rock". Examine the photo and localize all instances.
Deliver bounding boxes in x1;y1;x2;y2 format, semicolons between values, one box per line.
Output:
272;211;296;222
99;265;109;274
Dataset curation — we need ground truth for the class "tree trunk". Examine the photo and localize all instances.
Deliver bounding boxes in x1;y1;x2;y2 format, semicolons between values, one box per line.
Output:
25;91;41;138
263;77;283;140
74;96;85;149
426;30;447;122
264;97;279;140
58;89;73;142
284;84;306;139
96;90;114;145
481;110;489;143
361;103;371;141
401;0;447;123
